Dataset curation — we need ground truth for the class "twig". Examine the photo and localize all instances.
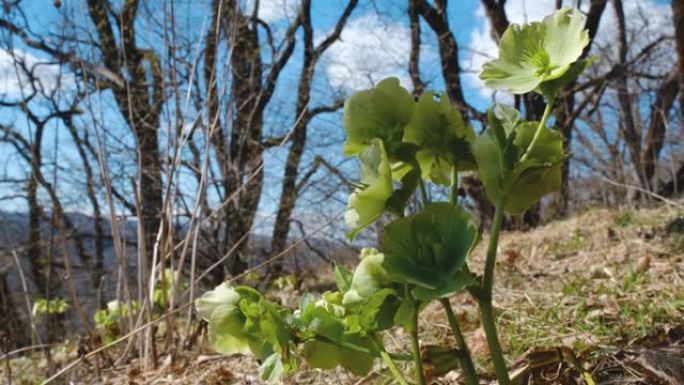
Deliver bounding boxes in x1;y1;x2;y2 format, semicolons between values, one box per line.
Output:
41;211;343;385
597;174;684;210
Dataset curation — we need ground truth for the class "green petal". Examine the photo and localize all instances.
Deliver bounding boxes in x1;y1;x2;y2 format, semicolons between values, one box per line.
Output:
345;139;393;239
542;7;590;71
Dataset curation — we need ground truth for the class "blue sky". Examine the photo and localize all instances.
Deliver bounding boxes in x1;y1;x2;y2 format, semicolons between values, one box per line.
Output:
0;0;675;234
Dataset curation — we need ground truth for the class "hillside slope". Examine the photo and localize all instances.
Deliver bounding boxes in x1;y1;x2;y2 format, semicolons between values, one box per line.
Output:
3;202;684;384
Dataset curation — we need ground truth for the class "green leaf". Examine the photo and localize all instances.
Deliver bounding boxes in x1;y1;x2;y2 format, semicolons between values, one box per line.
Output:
472;117;568;214
411;270;478;301
480;7;589;95
386;166;420;216
393;296;417;332
296;293;378;376
353;288;400;332
260;353;286;383
334;264;353;292
380;203;478;298
345;139;393;239
506;122;567;213
302;340;339;370
403;92;476;184
297;295;347;341
472;125;508;208
493;103;520;135
343;77;414;156
302;340;375;376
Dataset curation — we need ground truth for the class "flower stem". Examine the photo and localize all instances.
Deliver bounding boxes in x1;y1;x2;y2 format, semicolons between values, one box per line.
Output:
410;303;426;385
419;179;430;205
520;97;555;163
478;194;510;385
449;165;459;205
440;298;479;385
380;351;410;385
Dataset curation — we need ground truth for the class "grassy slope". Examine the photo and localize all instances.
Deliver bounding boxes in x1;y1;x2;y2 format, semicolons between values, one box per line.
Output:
3;202;684;384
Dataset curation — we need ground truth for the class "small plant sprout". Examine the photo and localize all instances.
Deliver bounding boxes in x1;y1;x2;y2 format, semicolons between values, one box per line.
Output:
32;297;70;318
196;7;591;385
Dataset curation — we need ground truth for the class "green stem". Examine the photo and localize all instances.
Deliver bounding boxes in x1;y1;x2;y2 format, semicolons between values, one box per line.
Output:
520;97;555;163
410;303;426;385
479;301;508;385
479;194;510;385
380;351;410;385
449;166;459;205
440;299;479;385
482;195;505;295
419;179;430;205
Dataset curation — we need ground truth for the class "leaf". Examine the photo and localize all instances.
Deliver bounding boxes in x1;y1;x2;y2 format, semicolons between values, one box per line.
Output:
302;340;339;370
480;7;589;95
493;103;520;135
343;77;414;156
345;139;393;239
472;121;510;208
412;270;479;301
353;288;400;332
393;297;417;332
505;122;568;213
334;264;353;292
403;92;476;184
297;295;347;341
302;339;375;376
472;117;568;214
259;353;284;383
380;203;479;298
386;166;420;216
296;293;378;376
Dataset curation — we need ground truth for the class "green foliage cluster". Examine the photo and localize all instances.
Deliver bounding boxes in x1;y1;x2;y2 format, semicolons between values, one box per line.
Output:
93;300;140;343
32;297;69;318
93;269;181;343
196;8;591;385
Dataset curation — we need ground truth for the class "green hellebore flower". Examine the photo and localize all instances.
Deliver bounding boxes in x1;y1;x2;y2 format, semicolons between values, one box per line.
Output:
195;283;252;355
345;138;393;239
343;77;414;157
480;7;589;95
403;92;476;184
342;248;391;306
381;203;479;300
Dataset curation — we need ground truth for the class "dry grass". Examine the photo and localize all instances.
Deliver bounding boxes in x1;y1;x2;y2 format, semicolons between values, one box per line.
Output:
2;202;684;384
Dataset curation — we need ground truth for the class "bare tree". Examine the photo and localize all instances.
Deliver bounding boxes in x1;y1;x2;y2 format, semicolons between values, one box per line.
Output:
269;0;358;275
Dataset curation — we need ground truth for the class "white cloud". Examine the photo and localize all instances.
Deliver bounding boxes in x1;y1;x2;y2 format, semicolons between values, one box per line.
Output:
464;0;673;99
244;0;299;23
321;13;416;94
0;49;71;99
